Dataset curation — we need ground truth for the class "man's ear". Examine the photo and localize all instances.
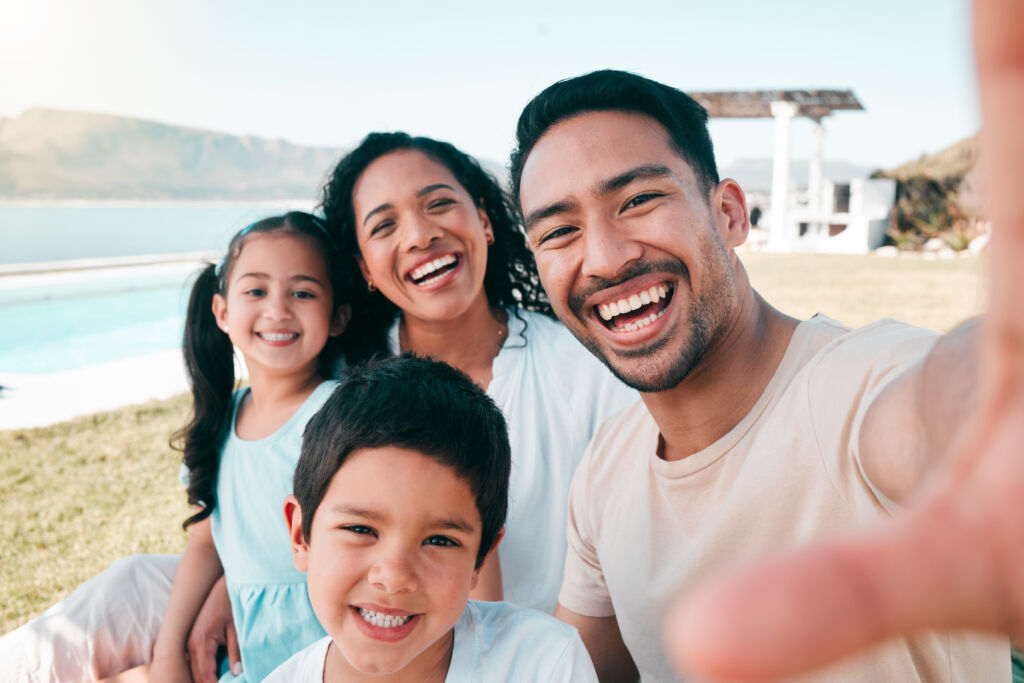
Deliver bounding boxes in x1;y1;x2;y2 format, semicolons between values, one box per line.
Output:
330;304;351;337
211;293;229;334
710;178;751;250
470;527;505;590
284;495;310;572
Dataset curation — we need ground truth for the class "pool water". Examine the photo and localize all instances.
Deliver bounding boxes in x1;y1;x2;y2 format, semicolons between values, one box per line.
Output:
1;271;192;374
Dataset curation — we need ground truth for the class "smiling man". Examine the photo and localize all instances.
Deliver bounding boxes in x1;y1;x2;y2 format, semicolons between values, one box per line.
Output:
509;70;1009;682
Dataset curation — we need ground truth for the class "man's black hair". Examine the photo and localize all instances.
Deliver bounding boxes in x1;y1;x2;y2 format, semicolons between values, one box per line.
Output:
509;69;720;206
294;355;511;568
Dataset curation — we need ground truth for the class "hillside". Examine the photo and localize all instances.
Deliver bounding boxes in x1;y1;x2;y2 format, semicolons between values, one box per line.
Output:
0;108;348;200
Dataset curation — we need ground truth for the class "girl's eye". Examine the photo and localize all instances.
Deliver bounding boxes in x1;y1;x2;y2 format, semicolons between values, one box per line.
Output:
623;192;662;211
291;290;316;299
424;535;458;547
342;525;376;537
538;226;576;245
244;288;266;297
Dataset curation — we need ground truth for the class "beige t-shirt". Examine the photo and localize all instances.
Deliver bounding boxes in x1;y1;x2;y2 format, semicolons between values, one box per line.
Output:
559;315;1009;682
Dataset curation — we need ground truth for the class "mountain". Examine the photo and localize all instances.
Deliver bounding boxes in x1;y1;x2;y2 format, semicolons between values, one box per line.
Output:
720;157;878;192
0;108;350;200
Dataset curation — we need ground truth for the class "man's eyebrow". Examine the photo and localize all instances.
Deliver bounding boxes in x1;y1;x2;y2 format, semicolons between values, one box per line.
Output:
416;183;456;198
524;198;580;233
362;203;394;226
598;164;676;195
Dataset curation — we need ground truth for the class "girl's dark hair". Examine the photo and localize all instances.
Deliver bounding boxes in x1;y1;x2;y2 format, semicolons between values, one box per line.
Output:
295;355;511;569
173;211;353;528
319;132;553;360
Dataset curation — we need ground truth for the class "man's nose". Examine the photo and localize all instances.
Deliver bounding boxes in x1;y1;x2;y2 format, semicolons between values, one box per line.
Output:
581;216;643;281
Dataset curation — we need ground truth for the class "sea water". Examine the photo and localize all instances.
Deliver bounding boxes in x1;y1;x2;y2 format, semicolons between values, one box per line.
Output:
0;202;313;374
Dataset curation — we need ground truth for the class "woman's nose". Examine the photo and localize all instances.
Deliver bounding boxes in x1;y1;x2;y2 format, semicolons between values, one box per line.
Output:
400;213;443;251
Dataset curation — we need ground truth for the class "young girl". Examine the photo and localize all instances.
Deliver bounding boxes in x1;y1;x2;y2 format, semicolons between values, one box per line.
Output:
149;211;352;682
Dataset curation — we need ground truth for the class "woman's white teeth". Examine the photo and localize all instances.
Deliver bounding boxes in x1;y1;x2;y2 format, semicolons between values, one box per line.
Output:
598;284;670;321
258;332;297;342
358;608;412;628
410;254;456;282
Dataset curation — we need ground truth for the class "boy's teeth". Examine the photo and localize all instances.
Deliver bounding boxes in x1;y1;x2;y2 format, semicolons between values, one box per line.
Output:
411;254;456;281
358;607;412;629
598;284;671;321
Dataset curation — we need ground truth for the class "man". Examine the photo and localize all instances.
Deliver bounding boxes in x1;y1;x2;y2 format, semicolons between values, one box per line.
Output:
509;69;1009;681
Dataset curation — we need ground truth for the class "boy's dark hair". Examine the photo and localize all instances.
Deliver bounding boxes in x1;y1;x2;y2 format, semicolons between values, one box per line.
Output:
294;355;511;569
319;131;553;360
509;69;720;207
174;211;354;529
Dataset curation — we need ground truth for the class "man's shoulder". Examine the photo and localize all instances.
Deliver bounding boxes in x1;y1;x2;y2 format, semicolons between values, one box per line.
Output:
804;316;939;380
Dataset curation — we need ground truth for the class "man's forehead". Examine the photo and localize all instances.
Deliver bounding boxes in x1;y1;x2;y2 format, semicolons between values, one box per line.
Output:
519;110;697;210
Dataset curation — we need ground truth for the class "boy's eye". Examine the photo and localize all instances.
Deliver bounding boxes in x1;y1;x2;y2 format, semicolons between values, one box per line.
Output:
342;525;377;537
423;535;458;547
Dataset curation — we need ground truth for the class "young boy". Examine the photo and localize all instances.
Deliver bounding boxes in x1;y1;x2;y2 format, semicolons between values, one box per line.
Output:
266;356;598;682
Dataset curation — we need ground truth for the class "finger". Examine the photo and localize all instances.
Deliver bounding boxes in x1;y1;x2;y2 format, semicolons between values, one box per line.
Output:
227;621;242;677
189;637;221;683
665;498;993;682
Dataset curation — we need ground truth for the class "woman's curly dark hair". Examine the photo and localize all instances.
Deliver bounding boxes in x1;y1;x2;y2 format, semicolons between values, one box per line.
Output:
319;132;552;361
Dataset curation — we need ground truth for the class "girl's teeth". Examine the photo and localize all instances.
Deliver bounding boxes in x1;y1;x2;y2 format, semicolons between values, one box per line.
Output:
358;607;412;629
259;332;297;341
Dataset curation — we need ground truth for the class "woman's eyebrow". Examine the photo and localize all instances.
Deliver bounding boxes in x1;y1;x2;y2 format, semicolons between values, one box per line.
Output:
362;202;394;226
416;183;456;198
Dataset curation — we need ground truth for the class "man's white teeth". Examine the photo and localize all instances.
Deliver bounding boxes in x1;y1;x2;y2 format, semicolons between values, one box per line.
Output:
598;284;670;321
258;332;297;342
618;309;666;332
358;608;412;628
410;254;456;282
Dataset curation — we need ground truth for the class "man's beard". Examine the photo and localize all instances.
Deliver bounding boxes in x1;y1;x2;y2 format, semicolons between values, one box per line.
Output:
564;237;735;393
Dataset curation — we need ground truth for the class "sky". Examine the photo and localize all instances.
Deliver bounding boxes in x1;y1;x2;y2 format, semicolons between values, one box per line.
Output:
0;0;978;171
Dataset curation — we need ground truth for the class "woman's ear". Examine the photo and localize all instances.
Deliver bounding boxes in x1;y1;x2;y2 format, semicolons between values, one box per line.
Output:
356;254;372;286
283;495;310;572
211;293;229;334
330;304;351;337
476;201;494;245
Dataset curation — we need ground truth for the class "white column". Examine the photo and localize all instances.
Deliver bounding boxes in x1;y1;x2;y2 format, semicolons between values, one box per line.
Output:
808;118;825;233
767;100;798;251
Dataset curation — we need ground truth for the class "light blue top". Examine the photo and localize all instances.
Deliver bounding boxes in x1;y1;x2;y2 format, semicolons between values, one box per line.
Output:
265;600;599;682
209;379;338;682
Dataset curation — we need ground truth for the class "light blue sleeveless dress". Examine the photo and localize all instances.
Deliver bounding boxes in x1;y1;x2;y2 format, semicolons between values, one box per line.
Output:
209;380;338;682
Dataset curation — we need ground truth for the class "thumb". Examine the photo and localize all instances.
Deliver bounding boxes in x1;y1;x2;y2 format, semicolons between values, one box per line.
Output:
227;621;243;676
664;496;991;682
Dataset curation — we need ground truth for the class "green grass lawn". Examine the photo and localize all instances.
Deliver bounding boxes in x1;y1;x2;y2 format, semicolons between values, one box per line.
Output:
0;252;988;634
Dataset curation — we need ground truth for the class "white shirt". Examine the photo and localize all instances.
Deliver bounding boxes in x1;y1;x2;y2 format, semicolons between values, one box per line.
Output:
390;309;637;612
265;600;598;682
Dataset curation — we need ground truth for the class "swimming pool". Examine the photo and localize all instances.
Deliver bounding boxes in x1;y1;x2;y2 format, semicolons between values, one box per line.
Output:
1;265;196;374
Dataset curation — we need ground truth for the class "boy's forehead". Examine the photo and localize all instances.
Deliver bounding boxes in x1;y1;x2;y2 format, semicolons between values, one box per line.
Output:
519;110;697;213
322;445;483;530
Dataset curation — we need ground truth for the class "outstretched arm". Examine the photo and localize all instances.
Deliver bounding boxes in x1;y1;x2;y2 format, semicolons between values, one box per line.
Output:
665;0;1024;679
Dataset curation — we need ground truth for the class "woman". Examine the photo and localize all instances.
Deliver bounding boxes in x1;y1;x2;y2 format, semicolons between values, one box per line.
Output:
320;132;636;612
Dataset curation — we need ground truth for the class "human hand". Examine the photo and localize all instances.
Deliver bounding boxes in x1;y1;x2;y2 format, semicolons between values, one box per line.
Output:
187;575;241;683
664;1;1024;680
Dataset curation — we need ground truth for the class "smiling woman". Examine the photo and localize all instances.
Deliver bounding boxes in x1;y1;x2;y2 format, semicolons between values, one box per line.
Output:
319;132;637;615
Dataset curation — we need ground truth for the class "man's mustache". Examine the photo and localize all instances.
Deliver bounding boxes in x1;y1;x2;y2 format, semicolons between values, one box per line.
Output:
568;259;690;317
